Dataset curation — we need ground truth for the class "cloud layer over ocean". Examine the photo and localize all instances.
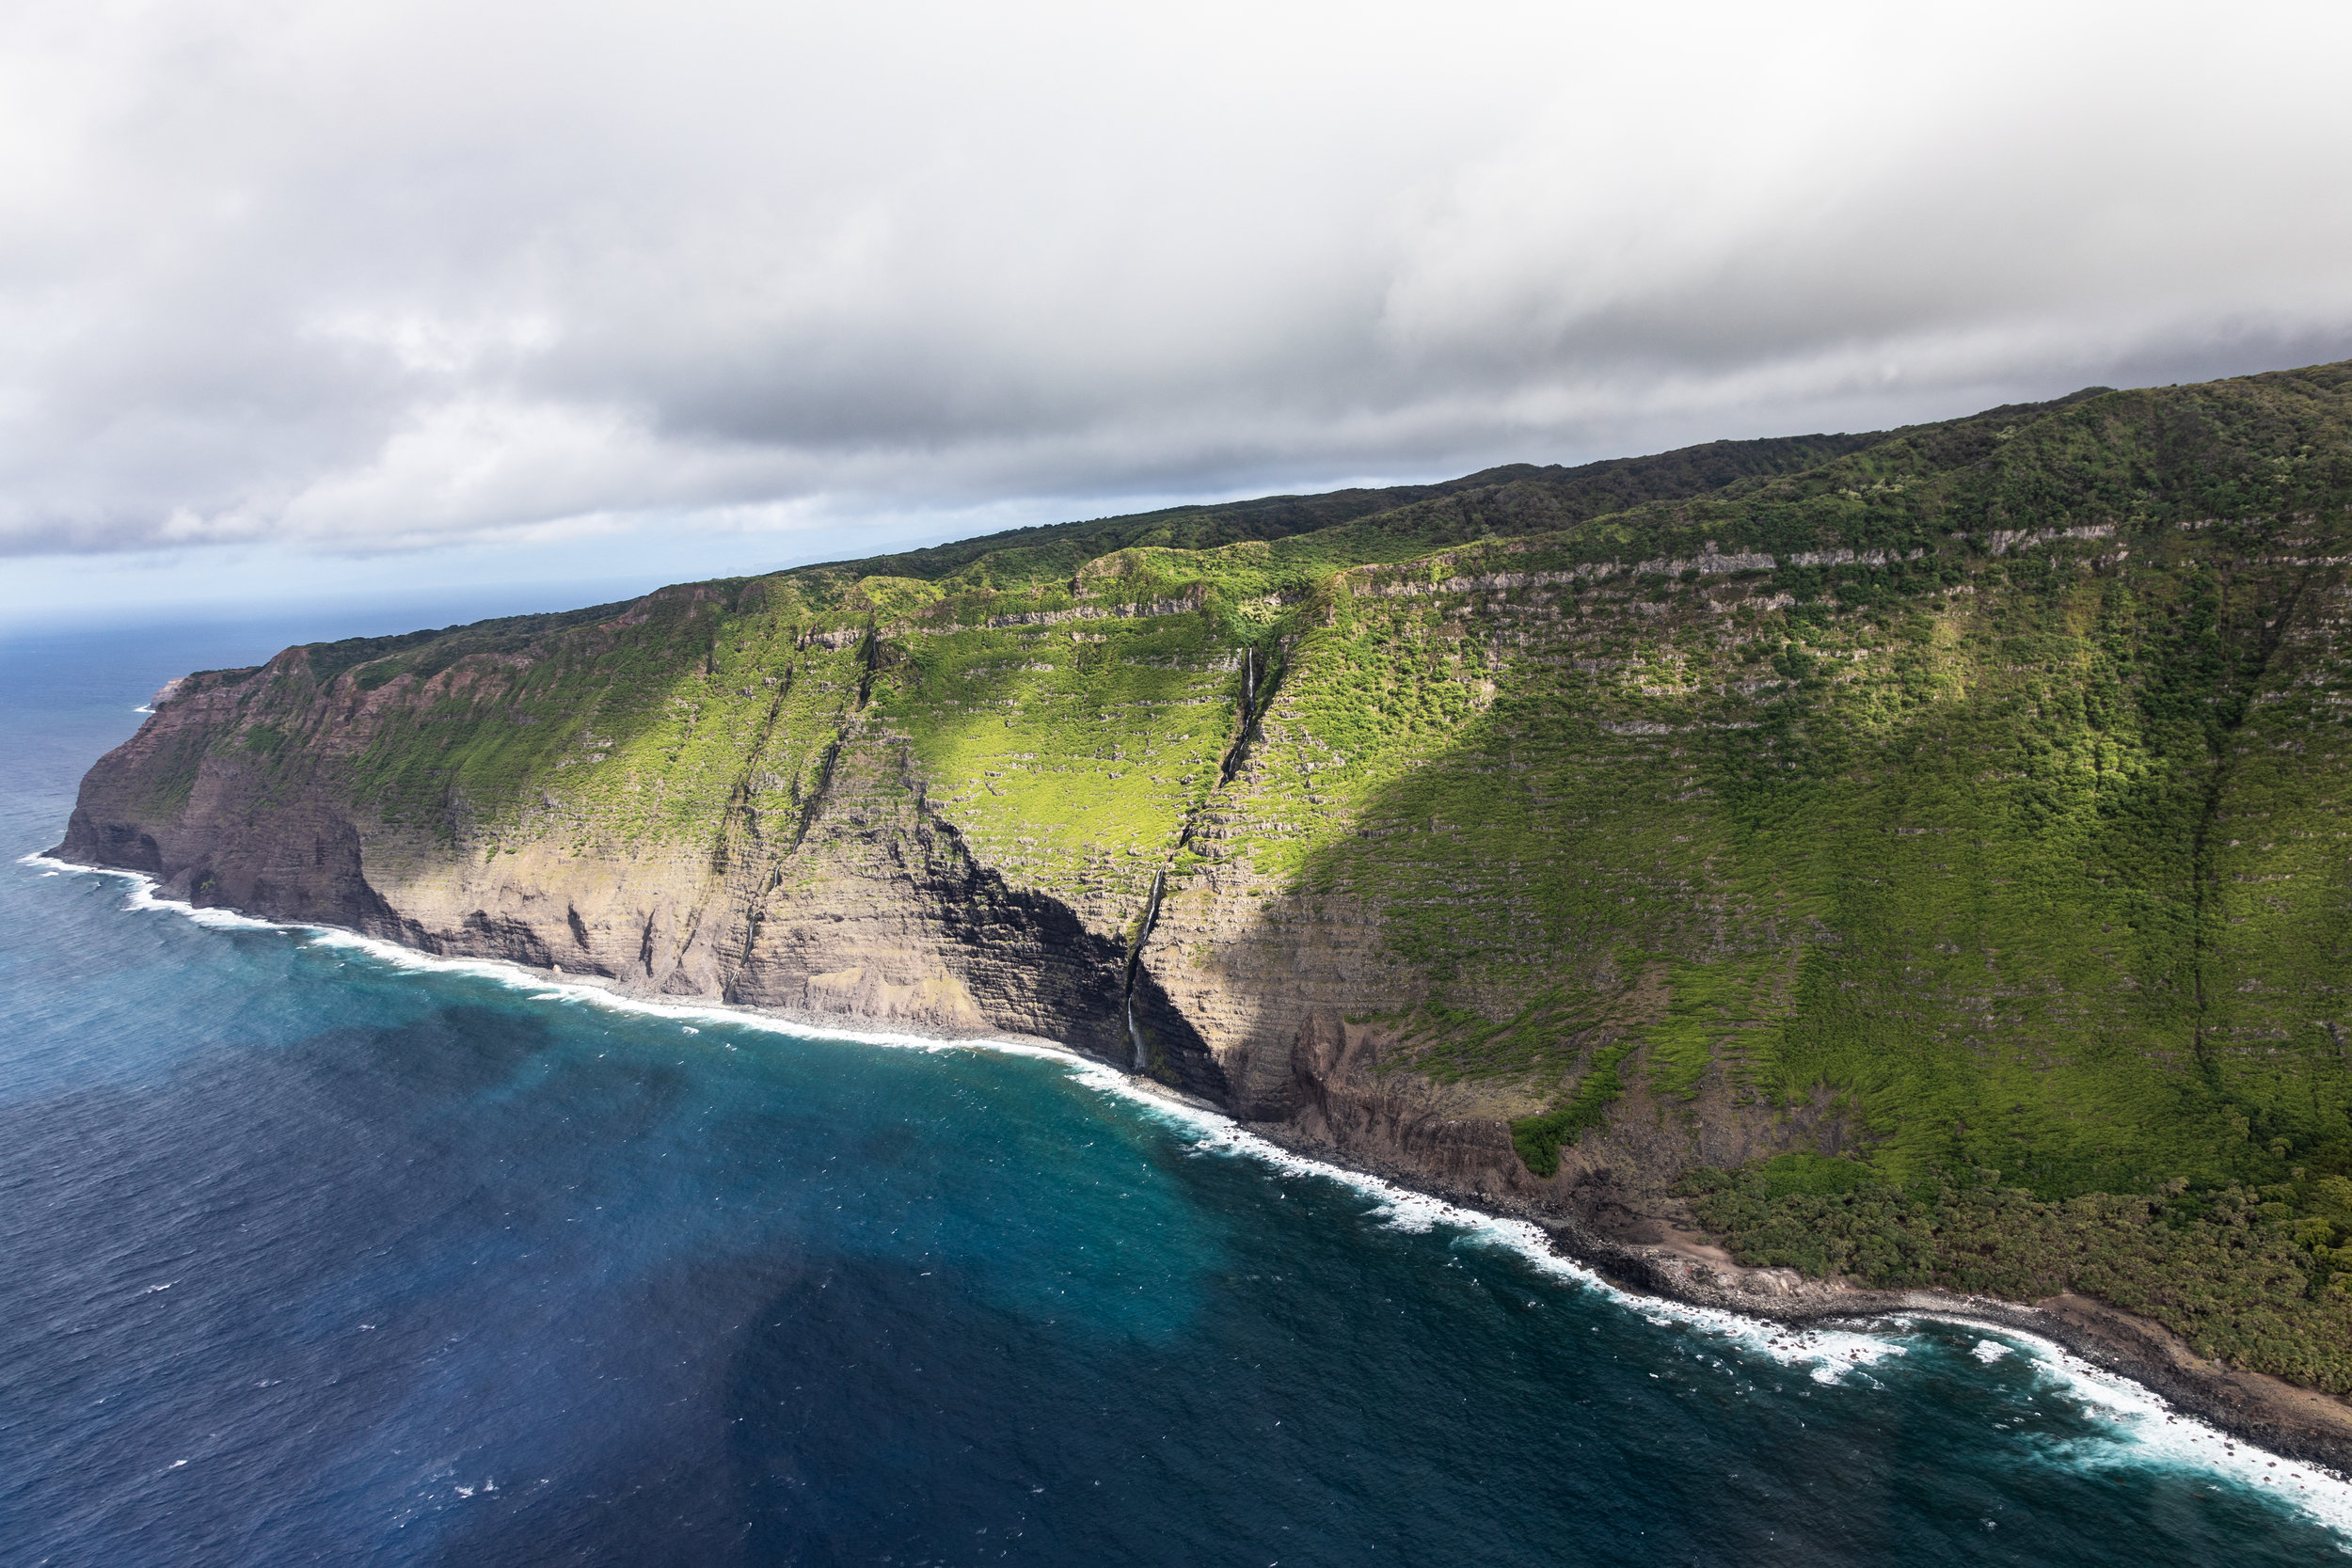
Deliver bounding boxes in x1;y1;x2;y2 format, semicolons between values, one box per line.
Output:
6;0;2350;576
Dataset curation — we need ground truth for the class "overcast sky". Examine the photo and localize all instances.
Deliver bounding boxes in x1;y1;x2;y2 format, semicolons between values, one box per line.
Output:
6;0;2351;625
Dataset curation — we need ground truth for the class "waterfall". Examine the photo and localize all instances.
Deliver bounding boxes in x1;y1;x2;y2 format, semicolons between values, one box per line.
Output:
1125;866;1166;974
1121;866;1167;1075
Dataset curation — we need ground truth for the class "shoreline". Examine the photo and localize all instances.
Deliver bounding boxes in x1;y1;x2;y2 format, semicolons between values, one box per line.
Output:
22;847;2352;1491
1242;1120;2352;1480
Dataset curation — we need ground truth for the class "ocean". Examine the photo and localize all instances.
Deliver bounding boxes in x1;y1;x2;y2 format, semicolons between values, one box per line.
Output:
2;615;2346;1567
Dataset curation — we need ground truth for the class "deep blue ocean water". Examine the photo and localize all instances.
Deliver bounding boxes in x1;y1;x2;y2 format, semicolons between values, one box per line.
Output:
1;617;2347;1567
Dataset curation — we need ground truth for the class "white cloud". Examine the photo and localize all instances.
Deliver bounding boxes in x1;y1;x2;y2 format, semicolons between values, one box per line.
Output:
1;0;2348;573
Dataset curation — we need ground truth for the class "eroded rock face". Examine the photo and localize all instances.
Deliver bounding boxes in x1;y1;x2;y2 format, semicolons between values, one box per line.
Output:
50;674;1564;1221
54;364;2352;1418
56;677;1231;1101
50;484;2350;1265
1233;1008;1851;1233
53;658;1833;1245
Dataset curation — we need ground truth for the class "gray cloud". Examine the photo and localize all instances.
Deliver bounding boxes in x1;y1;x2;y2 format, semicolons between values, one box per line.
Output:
5;0;2350;562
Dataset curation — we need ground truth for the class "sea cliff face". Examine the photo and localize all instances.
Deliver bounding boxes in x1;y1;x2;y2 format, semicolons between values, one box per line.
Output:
56;364;2352;1418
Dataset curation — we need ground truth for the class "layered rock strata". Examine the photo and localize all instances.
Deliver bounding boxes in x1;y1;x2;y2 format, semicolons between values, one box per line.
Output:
55;364;2352;1465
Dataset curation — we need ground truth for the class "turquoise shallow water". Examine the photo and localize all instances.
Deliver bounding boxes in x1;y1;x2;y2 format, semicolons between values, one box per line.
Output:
2;618;2347;1566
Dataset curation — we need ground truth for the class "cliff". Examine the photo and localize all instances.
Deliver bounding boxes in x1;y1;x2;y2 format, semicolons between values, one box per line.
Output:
56;364;2352;1458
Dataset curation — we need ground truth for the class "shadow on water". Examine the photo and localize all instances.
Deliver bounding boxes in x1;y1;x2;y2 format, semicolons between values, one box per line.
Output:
0;948;2344;1566
1;625;2347;1568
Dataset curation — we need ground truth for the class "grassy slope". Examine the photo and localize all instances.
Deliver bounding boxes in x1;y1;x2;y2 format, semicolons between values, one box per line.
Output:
172;366;2352;1386
1197;368;2352;1384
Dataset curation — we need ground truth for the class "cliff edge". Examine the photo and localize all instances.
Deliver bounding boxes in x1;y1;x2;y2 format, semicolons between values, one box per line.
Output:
56;364;2352;1465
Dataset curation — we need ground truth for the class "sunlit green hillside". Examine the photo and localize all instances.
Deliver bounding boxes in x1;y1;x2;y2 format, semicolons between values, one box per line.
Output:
96;364;2352;1388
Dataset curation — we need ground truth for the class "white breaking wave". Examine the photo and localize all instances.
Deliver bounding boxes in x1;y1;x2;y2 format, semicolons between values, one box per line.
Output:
1899;1313;2352;1538
23;854;282;931
1127;1101;1911;1386
1094;1075;2352;1541
20;847;2352;1542
19;852;1104;1062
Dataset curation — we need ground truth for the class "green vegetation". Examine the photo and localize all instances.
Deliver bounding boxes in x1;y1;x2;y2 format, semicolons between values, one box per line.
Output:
1513;1037;1643;1177
122;361;2352;1388
1677;1164;2352;1392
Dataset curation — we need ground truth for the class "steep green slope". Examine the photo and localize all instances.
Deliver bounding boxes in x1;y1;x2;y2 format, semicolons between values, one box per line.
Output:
1163;368;2352;1385
61;364;2352;1392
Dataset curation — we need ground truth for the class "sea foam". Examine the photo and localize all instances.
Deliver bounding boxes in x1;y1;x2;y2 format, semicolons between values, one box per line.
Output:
21;847;2352;1542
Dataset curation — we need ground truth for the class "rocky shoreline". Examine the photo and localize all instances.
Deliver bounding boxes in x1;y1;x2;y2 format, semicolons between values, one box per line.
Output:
1245;1122;2352;1480
40;850;2352;1484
